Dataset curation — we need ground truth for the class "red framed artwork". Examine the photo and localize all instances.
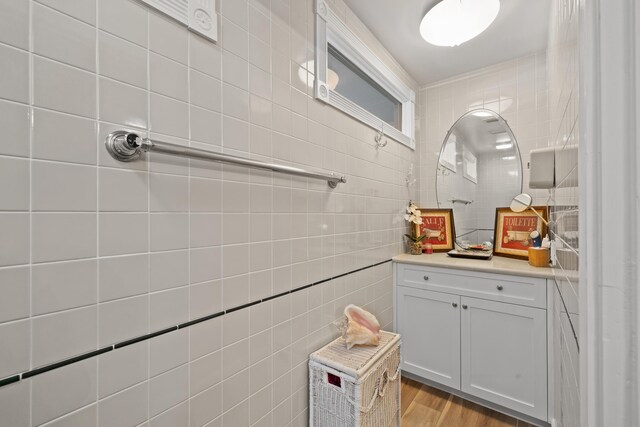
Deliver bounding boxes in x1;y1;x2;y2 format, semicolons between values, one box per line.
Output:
414;208;455;252
493;206;548;259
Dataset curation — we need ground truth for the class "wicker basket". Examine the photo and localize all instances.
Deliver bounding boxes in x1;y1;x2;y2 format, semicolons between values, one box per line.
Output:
309;331;401;427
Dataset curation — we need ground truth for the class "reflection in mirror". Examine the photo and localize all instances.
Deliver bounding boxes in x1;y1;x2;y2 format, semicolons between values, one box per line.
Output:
436;109;523;247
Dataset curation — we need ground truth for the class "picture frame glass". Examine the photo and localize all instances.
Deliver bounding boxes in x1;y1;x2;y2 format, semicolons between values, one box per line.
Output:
493;207;547;259
414;209;455;252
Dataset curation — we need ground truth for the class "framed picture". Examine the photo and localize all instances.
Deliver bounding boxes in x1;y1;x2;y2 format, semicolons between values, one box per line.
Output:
493;206;548;259
414;208;456;252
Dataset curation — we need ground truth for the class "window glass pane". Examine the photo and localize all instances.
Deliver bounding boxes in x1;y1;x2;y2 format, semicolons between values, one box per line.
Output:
328;45;402;130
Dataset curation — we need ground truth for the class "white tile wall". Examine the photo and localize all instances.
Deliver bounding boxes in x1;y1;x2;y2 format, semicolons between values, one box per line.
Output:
547;0;580;424
418;52;550;210
0;0;418;425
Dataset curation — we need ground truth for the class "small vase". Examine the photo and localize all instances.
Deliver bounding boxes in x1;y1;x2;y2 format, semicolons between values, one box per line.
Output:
408;242;423;255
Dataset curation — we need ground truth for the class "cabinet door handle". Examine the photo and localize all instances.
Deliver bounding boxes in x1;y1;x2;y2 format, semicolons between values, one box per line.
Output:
423;275;429;281
497;285;504;291
452;302;458;308
462;304;468;309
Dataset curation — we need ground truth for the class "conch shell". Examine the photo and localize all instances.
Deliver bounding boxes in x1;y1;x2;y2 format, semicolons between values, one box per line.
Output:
343;304;381;349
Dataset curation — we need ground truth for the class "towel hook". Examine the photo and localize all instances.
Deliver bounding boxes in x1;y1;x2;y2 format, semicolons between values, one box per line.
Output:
374;124;387;149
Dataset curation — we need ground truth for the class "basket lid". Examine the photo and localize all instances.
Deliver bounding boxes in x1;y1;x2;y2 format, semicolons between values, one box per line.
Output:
309;331;400;378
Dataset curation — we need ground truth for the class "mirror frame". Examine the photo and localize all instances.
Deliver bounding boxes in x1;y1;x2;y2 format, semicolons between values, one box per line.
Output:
435;108;524;247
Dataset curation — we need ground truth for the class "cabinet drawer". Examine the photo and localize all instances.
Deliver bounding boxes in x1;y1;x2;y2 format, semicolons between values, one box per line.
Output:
397;264;546;309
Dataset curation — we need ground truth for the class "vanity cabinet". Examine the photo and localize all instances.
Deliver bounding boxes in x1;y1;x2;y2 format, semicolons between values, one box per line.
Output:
395;262;548;421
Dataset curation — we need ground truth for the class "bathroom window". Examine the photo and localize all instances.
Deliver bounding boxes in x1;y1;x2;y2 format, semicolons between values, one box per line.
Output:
314;0;416;149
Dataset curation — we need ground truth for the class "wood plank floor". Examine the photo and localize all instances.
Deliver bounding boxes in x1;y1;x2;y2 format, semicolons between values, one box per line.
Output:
401;377;537;427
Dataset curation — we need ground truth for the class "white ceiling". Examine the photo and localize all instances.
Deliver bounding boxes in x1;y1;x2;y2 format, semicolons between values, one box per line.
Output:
343;0;551;85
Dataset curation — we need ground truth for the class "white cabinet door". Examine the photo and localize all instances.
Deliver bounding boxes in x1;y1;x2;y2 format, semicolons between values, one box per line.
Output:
396;286;461;389
460;297;547;420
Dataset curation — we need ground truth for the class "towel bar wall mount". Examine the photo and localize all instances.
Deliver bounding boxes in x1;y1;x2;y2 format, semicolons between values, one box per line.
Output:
105;130;347;188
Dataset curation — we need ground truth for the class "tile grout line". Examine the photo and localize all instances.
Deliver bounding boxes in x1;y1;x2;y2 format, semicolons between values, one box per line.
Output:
0;258;392;388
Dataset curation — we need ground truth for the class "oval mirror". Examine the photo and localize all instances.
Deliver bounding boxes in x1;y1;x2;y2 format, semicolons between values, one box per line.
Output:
436;109;523;247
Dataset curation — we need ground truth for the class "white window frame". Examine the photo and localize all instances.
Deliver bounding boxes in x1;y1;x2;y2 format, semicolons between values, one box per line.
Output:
314;0;416;149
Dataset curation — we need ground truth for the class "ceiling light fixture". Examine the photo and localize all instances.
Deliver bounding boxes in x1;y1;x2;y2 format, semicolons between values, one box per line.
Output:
496;143;513;150
420;0;500;47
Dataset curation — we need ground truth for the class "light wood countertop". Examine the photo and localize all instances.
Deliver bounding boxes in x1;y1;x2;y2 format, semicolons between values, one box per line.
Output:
393;252;557;280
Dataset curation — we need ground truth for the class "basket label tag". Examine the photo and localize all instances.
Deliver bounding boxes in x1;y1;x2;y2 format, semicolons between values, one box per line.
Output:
327;372;342;388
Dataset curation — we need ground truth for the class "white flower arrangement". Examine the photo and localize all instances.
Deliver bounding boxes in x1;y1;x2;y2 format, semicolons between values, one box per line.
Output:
404;201;426;244
404;202;423;225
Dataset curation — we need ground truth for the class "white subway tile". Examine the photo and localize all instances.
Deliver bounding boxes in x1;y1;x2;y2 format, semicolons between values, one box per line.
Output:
222;116;250;153
190;106;222;146
222;50;249;91
0;157;29;211
33;56;96;118
189;70;222;112
189;213;222;248
189;280;223;320
150;250;189;292
222;83;250;121
0;319;29;377
150;214;188;251
99;254;149;302
0;44;29;103
221;18;248;60
149;401;189;427
149;329;188;377
149;94;189;139
33;3;96;72
99;168;148;212
32;161;96;212
99;213;148;256
32;259;97;315
148;365;188;417
0;267;29;323
189;316;222;360
221;368;250;412
98;0;148;48
98;340;148;398
33;108;97;164
98;382;148;427
149;12;188;64
0;213;29;267
149;173;189;212
99;77;148;129
98;295;149;346
98;31;147;88
189;383;222;427
222;398;250;426
0;0;29;49
150;53;188;101
190;350;222;395
32;306;97;368
41;404;97;427
222;274;250;309
0;381;29;427
35;0;96;25
190;178;222;212
189;33;222;79
190;247;222;284
31;358;97;426
149;287;188;331
0;100;29;157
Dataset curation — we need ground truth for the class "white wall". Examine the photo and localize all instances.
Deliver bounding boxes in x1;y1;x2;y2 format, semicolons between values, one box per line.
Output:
0;0;419;425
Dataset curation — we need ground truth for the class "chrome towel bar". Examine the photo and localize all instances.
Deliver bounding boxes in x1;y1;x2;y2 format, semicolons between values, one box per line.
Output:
105;131;347;188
